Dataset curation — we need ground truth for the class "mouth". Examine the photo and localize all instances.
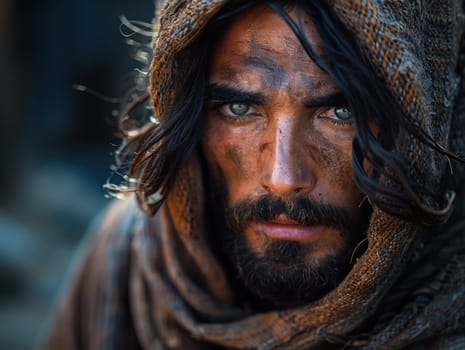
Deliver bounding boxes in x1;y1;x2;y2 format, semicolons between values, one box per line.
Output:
250;214;331;242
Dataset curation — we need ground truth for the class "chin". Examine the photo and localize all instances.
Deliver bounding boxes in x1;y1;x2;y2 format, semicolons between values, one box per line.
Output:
231;236;358;309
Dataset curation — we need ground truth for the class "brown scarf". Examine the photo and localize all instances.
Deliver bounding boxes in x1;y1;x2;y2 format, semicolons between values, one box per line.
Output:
44;1;465;349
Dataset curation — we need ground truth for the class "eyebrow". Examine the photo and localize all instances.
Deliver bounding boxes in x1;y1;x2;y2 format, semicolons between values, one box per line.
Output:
206;84;265;104
303;92;346;108
206;83;346;107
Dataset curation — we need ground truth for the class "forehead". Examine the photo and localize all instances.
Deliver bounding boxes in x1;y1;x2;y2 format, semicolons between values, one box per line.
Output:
220;4;322;48
209;3;333;90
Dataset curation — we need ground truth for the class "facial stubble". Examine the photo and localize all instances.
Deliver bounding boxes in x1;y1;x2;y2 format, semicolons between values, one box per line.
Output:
205;175;368;309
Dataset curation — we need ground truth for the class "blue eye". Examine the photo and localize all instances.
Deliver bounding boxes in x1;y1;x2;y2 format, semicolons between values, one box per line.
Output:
217;102;258;120
229;102;250;116
334;106;353;121
318;105;354;127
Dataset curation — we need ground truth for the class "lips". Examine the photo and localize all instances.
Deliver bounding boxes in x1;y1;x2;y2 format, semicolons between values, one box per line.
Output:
250;214;327;241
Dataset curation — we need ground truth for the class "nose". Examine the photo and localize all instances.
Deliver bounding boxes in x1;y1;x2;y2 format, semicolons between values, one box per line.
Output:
260;116;315;197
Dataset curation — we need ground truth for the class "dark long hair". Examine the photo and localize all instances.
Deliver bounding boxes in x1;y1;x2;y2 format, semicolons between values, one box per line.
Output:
114;0;461;224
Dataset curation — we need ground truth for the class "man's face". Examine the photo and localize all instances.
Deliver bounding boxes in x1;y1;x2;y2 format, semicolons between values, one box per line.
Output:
201;4;367;308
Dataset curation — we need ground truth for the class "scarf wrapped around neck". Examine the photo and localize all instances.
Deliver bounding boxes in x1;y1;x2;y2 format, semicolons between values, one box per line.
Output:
44;1;465;349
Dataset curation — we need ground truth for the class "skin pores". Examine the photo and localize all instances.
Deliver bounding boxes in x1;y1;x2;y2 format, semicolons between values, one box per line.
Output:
201;4;367;306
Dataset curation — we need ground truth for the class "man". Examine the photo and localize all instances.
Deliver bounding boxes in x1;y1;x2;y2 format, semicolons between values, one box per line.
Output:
46;0;465;349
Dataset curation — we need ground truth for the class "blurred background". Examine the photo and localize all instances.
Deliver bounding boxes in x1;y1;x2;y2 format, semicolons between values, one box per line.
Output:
0;1;154;348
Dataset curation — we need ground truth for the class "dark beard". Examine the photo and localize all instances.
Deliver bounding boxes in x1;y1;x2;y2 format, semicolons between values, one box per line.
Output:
229;231;357;308
200;157;369;309
219;195;367;309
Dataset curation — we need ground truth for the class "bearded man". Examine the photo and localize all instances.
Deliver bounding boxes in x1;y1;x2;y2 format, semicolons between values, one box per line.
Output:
45;0;465;349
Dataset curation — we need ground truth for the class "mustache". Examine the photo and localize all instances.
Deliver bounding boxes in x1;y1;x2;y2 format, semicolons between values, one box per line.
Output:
225;194;360;232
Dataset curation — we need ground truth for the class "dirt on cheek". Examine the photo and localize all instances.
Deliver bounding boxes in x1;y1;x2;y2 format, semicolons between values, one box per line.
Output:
223;142;260;196
225;145;253;177
318;143;355;191
225;147;242;170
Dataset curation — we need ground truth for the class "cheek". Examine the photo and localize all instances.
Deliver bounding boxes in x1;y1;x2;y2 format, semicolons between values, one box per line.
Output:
201;118;261;204
311;119;357;198
319;145;351;183
316;138;362;205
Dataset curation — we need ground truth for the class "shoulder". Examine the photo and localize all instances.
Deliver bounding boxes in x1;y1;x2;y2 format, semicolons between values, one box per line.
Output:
43;196;154;350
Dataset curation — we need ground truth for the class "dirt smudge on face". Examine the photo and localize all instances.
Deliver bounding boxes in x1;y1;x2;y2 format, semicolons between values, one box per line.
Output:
259;142;272;153
225;146;242;169
248;34;286;89
318;143;353;189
